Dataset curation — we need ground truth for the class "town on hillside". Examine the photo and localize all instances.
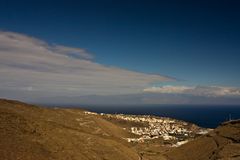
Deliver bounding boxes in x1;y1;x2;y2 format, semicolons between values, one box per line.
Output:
84;111;210;147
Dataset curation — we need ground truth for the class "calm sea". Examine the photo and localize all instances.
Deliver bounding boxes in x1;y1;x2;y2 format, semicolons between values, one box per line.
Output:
82;105;240;128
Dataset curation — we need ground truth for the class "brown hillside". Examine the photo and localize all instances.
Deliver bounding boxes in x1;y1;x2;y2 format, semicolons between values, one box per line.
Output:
165;119;240;160
0;99;140;160
1;98;239;160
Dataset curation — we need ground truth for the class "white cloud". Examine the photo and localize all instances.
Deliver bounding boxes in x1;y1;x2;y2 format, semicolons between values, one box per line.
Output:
143;86;193;94
0;31;173;100
51;45;94;60
143;85;240;97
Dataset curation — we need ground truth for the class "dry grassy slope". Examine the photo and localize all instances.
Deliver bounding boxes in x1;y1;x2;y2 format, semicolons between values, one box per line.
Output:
0;99;140;160
2;99;239;160
165;120;240;160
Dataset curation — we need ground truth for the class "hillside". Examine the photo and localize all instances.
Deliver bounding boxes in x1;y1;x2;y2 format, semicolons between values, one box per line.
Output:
0;99;239;160
165;120;240;160
0;99;139;160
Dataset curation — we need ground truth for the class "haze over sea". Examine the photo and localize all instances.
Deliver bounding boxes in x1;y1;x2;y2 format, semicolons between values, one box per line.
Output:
81;105;240;128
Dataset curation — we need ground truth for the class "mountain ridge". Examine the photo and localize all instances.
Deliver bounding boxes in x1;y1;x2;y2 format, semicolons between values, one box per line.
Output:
0;98;239;160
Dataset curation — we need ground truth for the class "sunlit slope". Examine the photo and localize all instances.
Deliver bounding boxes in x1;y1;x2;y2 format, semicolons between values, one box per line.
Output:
2;99;239;160
0;99;139;160
165;120;240;160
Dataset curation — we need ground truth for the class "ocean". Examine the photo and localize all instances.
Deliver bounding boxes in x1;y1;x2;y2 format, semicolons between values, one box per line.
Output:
82;105;240;128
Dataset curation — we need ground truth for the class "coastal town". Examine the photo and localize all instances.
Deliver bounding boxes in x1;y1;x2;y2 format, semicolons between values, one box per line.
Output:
84;111;210;147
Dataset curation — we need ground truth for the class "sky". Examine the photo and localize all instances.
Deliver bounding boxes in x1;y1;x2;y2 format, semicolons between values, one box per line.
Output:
0;0;240;105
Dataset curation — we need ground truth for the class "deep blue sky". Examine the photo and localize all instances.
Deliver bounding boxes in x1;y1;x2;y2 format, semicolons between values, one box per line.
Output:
1;0;240;87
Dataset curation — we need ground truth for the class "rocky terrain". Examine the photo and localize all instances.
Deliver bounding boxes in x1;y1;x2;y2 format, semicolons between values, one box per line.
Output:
0;98;240;160
165;120;240;160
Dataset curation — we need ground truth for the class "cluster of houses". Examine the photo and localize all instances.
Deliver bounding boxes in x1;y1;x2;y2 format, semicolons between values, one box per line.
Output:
84;111;209;146
84;111;98;115
102;113;210;145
